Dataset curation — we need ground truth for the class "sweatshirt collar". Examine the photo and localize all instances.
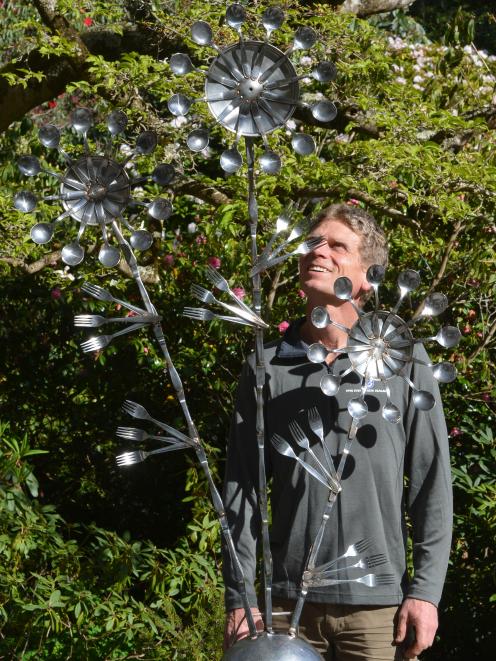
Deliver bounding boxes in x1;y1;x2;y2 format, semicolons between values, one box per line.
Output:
276;318;309;359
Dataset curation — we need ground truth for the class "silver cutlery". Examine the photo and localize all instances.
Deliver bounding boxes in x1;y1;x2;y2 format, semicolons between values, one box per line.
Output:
250;236;324;275
116;427;181;445
311;539;372;573
205;265;264;321
307;407;338;481
309;553;388;578
271;433;340;492
121;400;193;445
80;323;147;353
74;313;159;328
182;307;254;326
304;572;395;589
190;284;267;327
289;420;340;493
81;282;145;315
116;444;187;466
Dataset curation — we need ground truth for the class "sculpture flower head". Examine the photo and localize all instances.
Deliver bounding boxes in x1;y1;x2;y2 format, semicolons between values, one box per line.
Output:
14;108;176;268
167;4;338;174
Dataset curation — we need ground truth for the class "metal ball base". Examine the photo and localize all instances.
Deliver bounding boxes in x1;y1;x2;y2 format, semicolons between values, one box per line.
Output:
222;633;323;660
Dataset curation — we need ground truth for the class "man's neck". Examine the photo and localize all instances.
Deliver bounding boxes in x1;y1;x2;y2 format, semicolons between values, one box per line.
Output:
300;294;360;357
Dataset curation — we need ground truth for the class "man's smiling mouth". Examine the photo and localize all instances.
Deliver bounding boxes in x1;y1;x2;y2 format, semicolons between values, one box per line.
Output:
308;266;332;273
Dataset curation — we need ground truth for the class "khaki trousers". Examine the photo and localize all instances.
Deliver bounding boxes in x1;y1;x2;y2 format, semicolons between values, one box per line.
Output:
272;598;417;661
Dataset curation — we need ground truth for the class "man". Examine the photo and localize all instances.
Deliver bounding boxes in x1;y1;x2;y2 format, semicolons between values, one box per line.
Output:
223;204;452;659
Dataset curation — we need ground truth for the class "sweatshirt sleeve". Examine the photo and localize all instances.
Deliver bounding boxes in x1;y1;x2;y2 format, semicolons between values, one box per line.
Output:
222;358;261;611
403;345;453;607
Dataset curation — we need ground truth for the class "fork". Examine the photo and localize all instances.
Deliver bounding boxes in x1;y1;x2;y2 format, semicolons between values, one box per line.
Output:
121;400;193;445
80;323;147;353
116;444;187;466
74;314;158;328
81;283;145;315
250;236;324;275
309;539;373;573
305;572;395;589
289;420;340;493
182;307;254;326
313;554;388;577
190;284;267;327
204;265;262;320
116;427;180;444
307;407;338;481
271;433;340;492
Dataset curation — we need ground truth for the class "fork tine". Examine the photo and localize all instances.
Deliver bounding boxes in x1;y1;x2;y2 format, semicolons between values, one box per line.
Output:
354;538;372;554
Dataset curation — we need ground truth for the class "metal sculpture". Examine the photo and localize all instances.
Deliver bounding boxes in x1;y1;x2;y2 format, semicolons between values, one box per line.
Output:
14;5;460;660
14;108;174;267
168;4;337;173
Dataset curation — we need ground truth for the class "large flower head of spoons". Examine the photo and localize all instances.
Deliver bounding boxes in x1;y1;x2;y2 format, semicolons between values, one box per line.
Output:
14;108;176;267
167;4;337;174
307;265;461;425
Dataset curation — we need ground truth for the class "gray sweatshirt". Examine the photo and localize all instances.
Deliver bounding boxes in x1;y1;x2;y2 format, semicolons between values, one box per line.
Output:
222;319;453;611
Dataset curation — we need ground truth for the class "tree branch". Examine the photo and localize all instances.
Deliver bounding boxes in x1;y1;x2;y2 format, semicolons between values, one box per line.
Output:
412;218;464;317
290;186;419;227
174;180;231;207
338;0;417;16
468;316;496;362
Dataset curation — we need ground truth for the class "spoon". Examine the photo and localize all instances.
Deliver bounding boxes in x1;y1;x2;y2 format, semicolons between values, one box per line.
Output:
62;241;85;266
293;26;317;50
226;4;246;30
348;397;368;420
130;229;153;251
311;100;337;123
191;20;213;46
312;61;337;82
261;7;285;36
431;361;457;383
18;155;41;177
169;53;195;75
147;198;173;220
39;124;61;149
136;130;157;155
259;150;281;174
14;191;37;213
107;110;128;136
187;129;209;152
98;242;121;268
220;147;243;173
292;133;315;155
152;163;175;186
320;373;341;396
168;93;193;117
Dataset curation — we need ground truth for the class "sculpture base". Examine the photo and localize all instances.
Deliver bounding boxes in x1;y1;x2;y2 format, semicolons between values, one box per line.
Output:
222;632;323;660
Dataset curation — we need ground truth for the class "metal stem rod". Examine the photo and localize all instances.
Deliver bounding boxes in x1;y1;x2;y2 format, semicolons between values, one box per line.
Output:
112;219;258;637
246;137;274;632
289;422;358;635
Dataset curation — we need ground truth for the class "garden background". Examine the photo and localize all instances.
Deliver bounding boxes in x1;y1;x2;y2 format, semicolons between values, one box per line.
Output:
0;0;494;658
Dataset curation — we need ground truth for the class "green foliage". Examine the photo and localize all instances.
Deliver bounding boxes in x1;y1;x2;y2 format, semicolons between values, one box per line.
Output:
0;424;224;659
0;1;495;658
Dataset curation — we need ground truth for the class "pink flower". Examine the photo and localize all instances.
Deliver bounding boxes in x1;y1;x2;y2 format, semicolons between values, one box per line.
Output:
51;287;62;300
298;289;306;298
195;234;207;245
449;427;462;437
347;198;360;206
163;254;175;266
208;256;221;269
278;321;290;334
83;17;93;27
482;393;491;402
47;100;57;109
232;287;245;300
143;346;149;354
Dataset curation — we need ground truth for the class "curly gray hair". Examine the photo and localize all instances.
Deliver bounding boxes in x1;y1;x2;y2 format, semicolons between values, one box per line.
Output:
311;203;388;268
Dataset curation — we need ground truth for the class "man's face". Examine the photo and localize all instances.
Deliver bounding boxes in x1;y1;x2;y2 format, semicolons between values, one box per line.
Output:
299;218;370;301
